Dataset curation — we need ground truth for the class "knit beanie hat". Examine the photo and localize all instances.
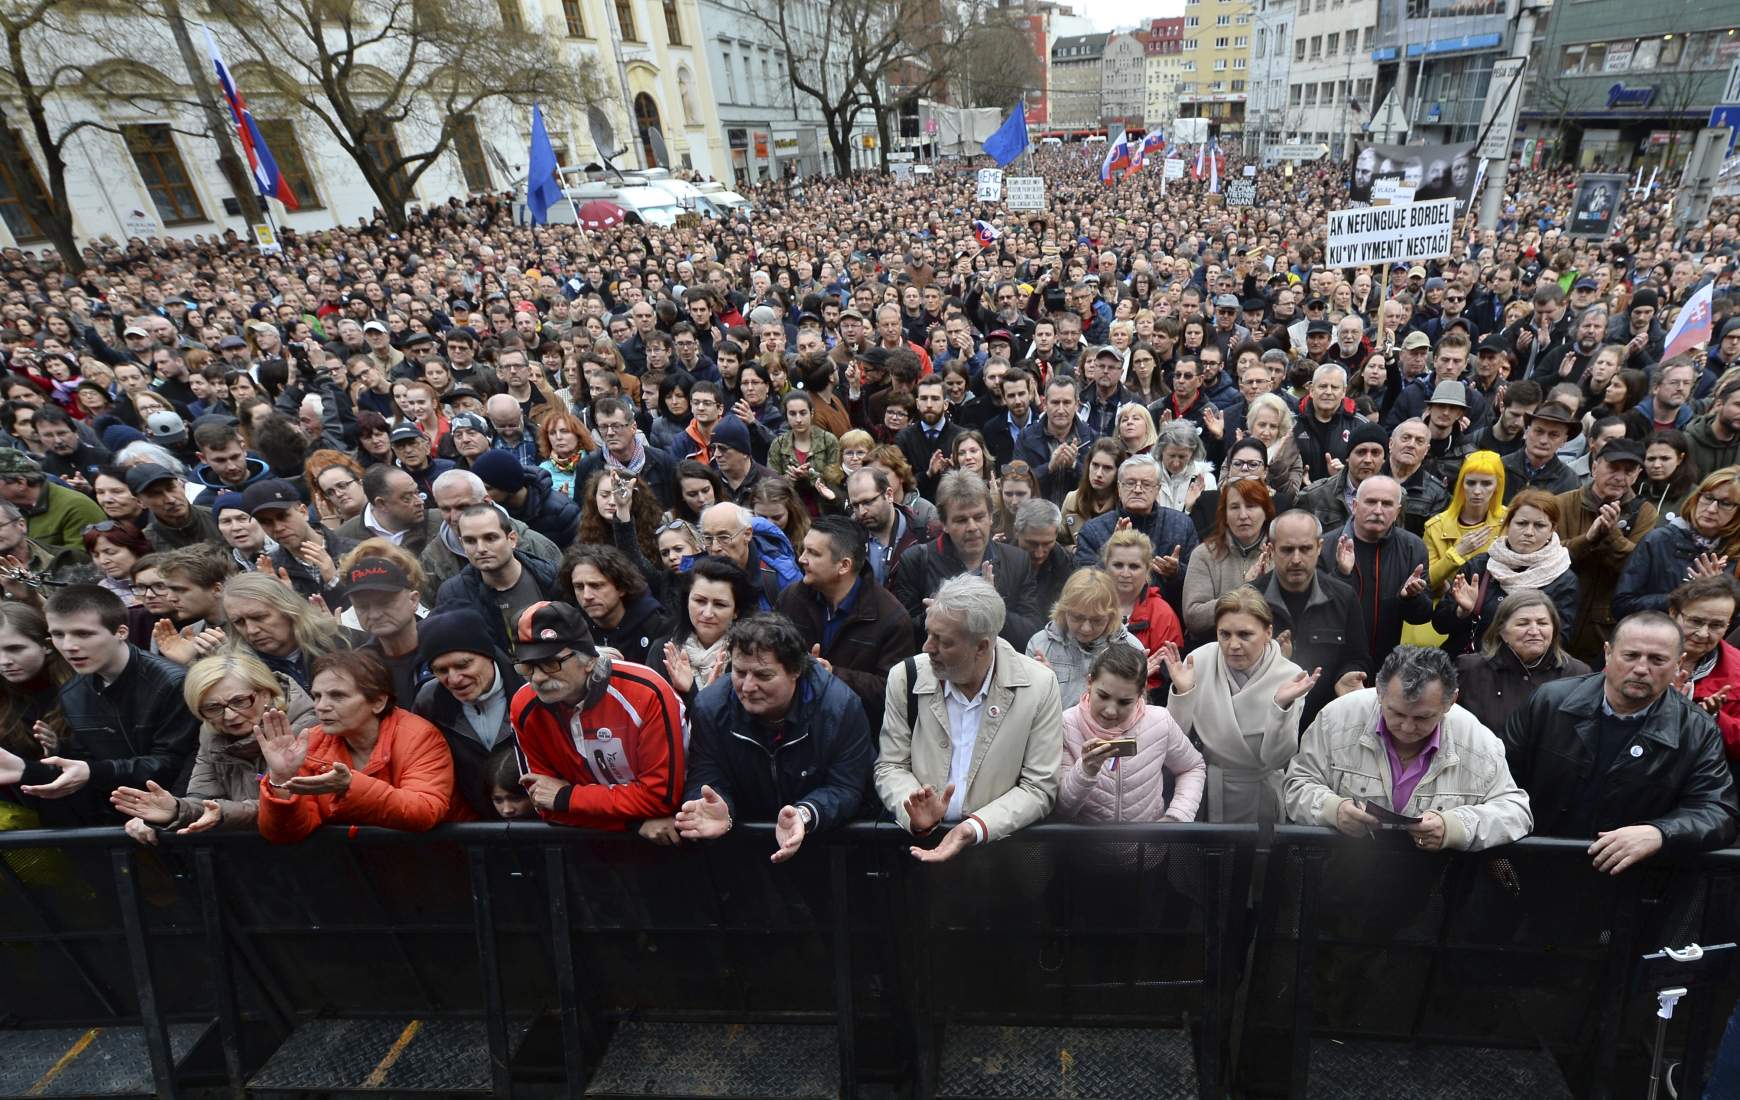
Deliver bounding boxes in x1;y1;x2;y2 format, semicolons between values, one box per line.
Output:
470;450;527;492
418;608;501;667
1347;420;1389;456
1631;287;1659;313
101;423;147;452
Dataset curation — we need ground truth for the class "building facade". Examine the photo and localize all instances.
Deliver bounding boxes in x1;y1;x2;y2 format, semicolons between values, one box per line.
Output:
1286;0;1378;158
697;0;878;182
1369;0;1510;145
1144;18;1188;131
1102;33;1149;133
1050;33;1110;133
1178;0;1254;142
1246;0;1294;155
0;0;728;248
1521;3;1740;169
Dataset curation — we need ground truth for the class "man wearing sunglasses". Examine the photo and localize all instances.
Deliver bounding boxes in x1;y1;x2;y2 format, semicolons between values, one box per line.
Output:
509;601;686;842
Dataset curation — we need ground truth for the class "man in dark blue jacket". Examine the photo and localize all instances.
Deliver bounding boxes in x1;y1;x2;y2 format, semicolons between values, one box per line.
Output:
676;614;873;863
472;450;580;549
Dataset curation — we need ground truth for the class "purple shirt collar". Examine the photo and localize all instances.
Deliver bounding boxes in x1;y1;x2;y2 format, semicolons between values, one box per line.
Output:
1376;714;1442;813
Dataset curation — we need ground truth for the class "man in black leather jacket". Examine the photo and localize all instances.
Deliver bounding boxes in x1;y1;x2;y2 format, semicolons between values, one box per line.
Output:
1502;612;1739;873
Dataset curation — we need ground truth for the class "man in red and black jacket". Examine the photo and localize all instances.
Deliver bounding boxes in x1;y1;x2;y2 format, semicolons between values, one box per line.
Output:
509;601;687;842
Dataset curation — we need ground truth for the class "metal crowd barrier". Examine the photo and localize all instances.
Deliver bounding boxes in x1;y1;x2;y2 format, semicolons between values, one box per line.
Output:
0;821;1735;1099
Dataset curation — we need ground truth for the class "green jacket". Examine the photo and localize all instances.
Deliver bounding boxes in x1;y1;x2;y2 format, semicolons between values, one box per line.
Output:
25;482;104;555
765;428;844;491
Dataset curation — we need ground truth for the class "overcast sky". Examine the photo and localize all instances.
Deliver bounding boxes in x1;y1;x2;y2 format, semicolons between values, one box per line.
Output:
1070;0;1186;32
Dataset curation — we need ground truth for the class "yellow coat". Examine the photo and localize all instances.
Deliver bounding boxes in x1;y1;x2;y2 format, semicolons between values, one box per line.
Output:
1422;508;1506;595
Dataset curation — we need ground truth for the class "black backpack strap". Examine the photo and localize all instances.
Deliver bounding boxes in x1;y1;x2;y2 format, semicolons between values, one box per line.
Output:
904;656;919;732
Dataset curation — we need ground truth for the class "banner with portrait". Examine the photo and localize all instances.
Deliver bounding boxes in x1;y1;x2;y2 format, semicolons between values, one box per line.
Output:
1567;174;1626;239
1349;141;1480;213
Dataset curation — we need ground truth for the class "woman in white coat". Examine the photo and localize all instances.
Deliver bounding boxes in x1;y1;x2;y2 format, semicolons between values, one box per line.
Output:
1160;586;1320;823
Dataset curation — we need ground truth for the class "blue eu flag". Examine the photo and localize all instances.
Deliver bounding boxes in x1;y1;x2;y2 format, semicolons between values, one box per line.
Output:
526;105;563;225
982;102;1030;168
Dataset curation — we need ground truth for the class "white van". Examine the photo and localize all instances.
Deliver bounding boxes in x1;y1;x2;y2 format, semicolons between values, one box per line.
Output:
510;181;684;227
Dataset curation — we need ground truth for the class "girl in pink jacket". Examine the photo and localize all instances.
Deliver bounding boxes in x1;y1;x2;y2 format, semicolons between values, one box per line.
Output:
1057;645;1206;823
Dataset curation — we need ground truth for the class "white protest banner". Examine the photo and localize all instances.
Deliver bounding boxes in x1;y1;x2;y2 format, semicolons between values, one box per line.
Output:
1006;176;1046;211
976;168;1003;202
1163;158;1185;180
1324;198;1457;268
1241;165;1256;177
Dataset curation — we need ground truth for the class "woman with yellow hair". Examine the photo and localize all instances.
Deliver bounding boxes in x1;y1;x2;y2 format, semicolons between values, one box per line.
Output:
1025;568;1147;706
1423;451;1507;594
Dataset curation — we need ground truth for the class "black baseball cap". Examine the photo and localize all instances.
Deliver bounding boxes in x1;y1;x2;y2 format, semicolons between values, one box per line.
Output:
241;478;303;515
123;463;179;495
1596;438;1645;466
513;601;597;660
344;557;413;594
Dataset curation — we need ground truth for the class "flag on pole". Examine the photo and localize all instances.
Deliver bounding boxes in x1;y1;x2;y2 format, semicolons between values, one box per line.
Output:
525;105;563;226
1664;282;1715;362
1207;139;1222;194
1100;134;1133;186
1193;141;1207;179
982;101;1031;167
204;29;299;212
971;219;999;249
1139;130;1167;165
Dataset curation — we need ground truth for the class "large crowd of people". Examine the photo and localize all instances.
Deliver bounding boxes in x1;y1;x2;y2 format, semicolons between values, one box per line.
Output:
0;145;1738;875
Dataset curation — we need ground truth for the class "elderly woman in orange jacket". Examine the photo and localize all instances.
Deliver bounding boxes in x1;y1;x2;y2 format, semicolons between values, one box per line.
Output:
254;649;455;843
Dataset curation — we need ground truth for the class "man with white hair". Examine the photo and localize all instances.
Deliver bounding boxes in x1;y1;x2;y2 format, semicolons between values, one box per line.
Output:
419;469;564;590
1319;475;1432;666
1294;363;1362;482
875;574;1063;863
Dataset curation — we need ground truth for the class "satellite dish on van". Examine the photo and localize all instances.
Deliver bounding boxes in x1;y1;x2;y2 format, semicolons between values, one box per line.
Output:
647;126;670;169
587;105;626;178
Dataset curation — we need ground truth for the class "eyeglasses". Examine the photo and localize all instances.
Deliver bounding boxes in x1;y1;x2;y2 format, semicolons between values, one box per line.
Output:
701;529;745;549
1701;496;1740;514
1679;615;1731;635
196;692;258;721
82;520;124;535
1119;478;1159;491
1229;459;1266;473
320;477;358;495
658;519;700;539
513;651;574;675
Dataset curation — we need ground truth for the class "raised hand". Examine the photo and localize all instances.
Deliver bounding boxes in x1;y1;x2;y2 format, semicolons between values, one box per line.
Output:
1689;552;1732;581
285;760;351;796
254;707;307;786
31;720;58;756
110;779;180;825
1159;643;1196;695
1077;739;1120;780
1202;403;1224;439
1274;666;1322;709
928;449;951;476
178;800;224;835
1586;500;1622;542
1448;573;1479;617
910;820;976;863
902;783;954;835
1243;541;1272;582
296;539;336;585
1335;535;1356;576
1185;473;1206;510
1152;544;1184;578
675;784;733;839
152;619;200;666
771;805;806;863
1399;563;1427;598
1699;685;1731;715
1334;670;1368;696
808;643;832;674
1048;440;1078;473
663;641;695;695
1453;525;1494;557
980;558;995;585
19;757;90;799
1326;455;1345;478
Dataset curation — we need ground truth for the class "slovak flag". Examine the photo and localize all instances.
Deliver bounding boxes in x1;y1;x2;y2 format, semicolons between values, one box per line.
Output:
1193;139;1224;193
1664;282;1714;362
1139;130;1167;166
204;29;299;212
972;219;999;249
1100;135;1133;186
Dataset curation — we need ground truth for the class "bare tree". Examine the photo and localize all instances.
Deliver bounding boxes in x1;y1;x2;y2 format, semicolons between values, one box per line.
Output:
210;0;602;229
0;0;210;271
955;18;1039;109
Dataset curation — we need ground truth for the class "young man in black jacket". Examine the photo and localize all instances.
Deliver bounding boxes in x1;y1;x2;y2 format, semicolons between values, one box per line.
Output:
778;516;915;730
0;585;197;825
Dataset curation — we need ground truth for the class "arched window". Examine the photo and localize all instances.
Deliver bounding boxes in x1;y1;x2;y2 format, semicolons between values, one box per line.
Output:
634;93;663;167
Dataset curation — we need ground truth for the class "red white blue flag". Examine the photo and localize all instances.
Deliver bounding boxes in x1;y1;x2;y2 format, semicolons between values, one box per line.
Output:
204;29;299;212
1664;282;1714;362
972;219;999;249
1100;135;1133;186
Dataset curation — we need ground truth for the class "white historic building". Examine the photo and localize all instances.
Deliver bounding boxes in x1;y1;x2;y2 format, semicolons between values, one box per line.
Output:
1245;0;1293;156
0;0;728;248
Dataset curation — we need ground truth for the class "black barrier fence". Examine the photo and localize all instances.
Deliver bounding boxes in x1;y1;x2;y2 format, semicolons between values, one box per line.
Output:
0;822;1737;1099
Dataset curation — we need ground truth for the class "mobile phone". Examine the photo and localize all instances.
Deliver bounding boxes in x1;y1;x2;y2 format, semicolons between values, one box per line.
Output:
1105;738;1138;758
1360;799;1421;829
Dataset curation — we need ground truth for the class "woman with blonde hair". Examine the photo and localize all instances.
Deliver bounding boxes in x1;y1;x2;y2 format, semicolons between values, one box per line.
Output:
110;652;317;844
1026;567;1146;707
1101;527;1184;692
1616;466;1740;616
1114;402;1158;458
1160;587;1317;822
1239;392;1305;499
1423;450;1507;594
